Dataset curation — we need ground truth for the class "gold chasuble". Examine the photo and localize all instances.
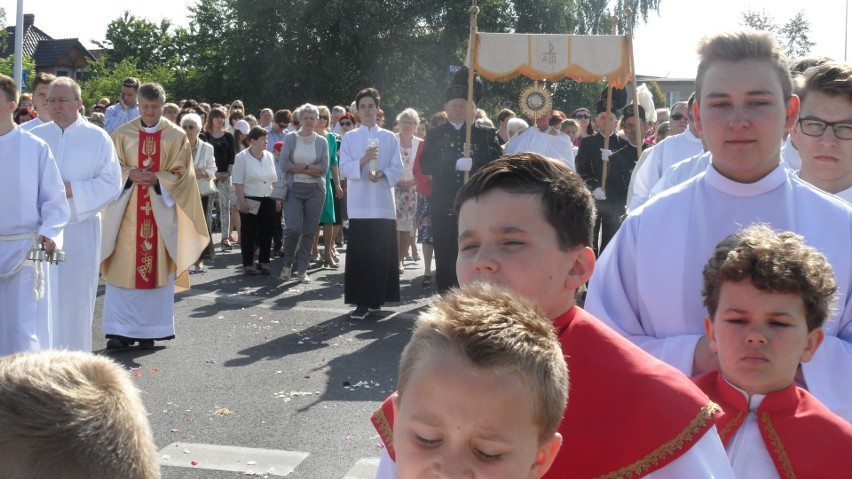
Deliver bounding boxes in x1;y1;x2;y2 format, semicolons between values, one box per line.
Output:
101;118;209;292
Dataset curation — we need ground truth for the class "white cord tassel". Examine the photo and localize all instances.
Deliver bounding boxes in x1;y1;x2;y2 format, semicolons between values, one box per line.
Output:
33;259;44;300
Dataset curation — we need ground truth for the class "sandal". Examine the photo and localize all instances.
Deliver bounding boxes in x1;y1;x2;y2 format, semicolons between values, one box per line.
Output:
421;276;433;287
259;266;272;275
244;267;258;276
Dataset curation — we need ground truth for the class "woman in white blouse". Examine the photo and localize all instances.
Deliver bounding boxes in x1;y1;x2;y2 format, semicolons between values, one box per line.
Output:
278;104;329;283
182;113;216;272
232;126;281;276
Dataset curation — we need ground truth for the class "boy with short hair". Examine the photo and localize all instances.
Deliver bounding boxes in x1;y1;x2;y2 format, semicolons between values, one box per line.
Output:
0;350;160;478
373;153;734;478
695;224;852;477
391;282;566;478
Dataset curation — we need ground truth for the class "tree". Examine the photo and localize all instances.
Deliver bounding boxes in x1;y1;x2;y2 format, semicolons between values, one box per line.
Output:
0;55;36;90
740;9;814;60
647;80;666;109
94;12;182;71
79;56;174;109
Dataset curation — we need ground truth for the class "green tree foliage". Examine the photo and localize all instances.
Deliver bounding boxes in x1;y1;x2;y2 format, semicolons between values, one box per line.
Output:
84;0;663;121
647;80;666;109
740;9;814;60
0;55;36;90
79;56;174;110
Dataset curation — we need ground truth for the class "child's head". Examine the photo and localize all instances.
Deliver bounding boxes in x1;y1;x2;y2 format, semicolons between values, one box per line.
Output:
702;224;836;395
394;283;567;478
454;153;596;319
0;350;160;479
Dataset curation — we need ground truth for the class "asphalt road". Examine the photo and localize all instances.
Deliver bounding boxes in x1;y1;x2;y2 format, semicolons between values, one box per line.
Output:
93;237;437;478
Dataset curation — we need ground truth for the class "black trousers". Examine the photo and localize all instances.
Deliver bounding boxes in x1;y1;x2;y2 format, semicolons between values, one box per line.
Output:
430;205;459;294
272;209;283;249
593;199;624;256
239;196;275;267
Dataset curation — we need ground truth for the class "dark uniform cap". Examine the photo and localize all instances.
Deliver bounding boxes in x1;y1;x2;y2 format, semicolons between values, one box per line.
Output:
444;66;485;104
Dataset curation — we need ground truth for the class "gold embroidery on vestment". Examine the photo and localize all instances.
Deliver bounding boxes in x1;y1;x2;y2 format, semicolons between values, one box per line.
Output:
760;413;797;479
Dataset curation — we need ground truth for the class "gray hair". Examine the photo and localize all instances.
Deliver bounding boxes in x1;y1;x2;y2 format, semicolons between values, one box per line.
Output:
507;117;529;138
298;103;319;121
48;77;81;101
180;112;202;129
138;83;166;103
396;107;419;124
332;105;346;115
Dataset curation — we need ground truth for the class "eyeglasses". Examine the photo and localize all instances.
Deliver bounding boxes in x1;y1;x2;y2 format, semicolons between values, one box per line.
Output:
182;125;196;131
46;97;78;105
573;113;590;119
797;118;852;140
319;115;329;120
670;113;687;121
339;121;353;127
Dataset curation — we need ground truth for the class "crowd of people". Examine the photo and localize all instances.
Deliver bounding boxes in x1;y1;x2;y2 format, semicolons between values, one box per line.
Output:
1;27;852;478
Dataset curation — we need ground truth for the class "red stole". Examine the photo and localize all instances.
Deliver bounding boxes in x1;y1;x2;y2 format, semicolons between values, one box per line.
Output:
694;372;852;479
370;307;719;478
135;131;161;289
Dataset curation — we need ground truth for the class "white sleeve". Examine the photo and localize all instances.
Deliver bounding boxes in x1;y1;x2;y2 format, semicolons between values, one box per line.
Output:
626;147;658;213
802;333;852;423
339;133;363;180
643;427;734;479
374;449;398;479
37;145;70;244
68;136;122;221
585;216;701;375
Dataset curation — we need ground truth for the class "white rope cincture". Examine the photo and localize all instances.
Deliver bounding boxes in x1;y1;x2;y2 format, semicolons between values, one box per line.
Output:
0;233;48;300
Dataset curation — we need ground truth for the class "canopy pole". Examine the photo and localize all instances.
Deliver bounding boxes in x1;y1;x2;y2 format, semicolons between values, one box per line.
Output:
627;9;643;157
601;13;618;192
464;1;479;183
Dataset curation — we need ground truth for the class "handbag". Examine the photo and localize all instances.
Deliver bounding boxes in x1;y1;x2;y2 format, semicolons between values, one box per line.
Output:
244;198;261;215
198;178;217;196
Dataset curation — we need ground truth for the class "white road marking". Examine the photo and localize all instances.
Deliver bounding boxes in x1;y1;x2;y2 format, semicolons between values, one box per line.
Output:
343;457;381;479
158;443;309;476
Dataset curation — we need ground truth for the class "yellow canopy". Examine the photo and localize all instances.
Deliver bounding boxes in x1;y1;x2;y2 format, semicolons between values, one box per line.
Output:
470;33;632;88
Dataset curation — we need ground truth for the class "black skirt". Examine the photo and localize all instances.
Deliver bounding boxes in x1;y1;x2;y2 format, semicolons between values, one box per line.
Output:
344;218;400;306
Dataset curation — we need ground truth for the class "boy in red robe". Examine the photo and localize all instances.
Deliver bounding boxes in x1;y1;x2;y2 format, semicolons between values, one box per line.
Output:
372;153;734;478
392;283;566;478
695;224;852;478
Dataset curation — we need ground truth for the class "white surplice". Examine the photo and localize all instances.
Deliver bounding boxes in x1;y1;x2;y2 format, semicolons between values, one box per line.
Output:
586;163;852;422
339;125;403;219
31;117;122;351
647;152;712;202
19;116;45;132
0;126;69;356
504;126;576;170
626;131;703;213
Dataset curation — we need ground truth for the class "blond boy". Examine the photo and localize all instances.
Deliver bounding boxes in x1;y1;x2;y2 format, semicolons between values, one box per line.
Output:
0;350;160;478
389;283;566;478
695;224;852;478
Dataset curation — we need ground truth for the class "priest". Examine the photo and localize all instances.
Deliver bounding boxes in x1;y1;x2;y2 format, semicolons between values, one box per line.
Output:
31;77;122;352
101;83;209;350
0;74;69;356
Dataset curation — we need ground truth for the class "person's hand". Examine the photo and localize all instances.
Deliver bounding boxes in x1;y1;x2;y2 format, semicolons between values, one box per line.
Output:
455;157;473;172
600;148;613;162
362;145;379;165
129;169;158;187
592;187;607;201
334;184;344;199
275;200;282;213
369;170;384;183
38;235;56;255
397;179;416;189
693;335;721;376
239;202;249;214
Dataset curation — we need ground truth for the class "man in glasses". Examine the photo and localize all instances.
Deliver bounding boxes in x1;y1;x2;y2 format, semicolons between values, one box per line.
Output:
794;62;852;204
30;77;121;352
627;95;703;212
104;77;140;133
586;30;852;422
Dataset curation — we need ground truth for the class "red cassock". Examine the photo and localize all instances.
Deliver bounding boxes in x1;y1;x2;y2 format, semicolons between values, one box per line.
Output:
373;306;721;478
694;371;852;479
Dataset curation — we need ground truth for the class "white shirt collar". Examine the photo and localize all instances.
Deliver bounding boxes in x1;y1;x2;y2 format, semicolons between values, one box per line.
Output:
706;161;787;197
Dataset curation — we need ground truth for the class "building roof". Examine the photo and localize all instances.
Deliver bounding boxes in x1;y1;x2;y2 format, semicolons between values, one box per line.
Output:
2;15;94;68
33;38;95;65
2;24;52;58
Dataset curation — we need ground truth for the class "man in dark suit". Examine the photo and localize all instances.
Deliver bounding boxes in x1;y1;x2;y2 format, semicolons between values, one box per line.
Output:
420;67;503;293
575;99;629;256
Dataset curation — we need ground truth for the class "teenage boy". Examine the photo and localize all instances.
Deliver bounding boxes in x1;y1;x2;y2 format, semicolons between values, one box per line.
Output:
793;62;852;203
586;30;852;422
695;224;852;477
392;282;566;478
372;154;734;478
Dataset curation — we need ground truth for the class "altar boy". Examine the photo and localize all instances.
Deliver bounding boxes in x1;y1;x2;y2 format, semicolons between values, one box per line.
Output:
695;224;852;478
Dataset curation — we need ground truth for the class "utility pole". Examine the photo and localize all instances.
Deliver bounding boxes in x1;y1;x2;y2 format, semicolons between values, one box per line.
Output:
13;0;23;88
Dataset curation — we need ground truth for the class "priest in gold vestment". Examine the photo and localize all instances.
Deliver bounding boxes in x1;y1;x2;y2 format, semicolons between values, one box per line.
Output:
101;83;209;349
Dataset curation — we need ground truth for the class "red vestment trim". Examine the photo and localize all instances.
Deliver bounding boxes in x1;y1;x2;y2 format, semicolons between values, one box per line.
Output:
694;371;852;479
135;130;161;289
370;394;396;461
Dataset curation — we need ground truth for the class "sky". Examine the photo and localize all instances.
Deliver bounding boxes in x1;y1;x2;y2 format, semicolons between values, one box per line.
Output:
2;0;850;80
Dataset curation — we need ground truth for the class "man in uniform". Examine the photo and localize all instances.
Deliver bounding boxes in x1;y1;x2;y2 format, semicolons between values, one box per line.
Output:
101;83;209;349
31;77;122;352
419;67;502;293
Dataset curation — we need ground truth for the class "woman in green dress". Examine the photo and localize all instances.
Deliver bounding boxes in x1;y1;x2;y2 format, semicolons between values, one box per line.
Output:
313;105;344;268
